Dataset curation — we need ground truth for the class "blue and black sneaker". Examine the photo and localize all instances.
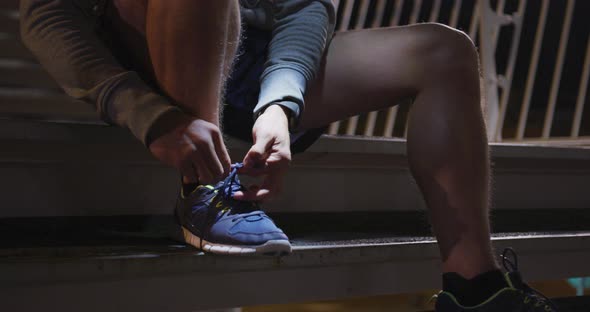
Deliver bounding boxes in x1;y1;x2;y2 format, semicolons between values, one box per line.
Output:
434;248;559;311
175;163;292;255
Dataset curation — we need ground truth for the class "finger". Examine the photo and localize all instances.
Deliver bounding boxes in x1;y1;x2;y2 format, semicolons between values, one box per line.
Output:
243;136;272;169
235;188;272;202
237;166;268;177
190;152;214;185
196;141;225;182
178;145;199;183
179;161;198;183
253;188;272;202
212;130;231;177
238;169;282;202
266;142;292;166
258;170;282;200
232;185;260;201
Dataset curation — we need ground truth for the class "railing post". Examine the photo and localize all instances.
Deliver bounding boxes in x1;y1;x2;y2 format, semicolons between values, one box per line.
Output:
328;0;355;135
478;0;511;141
494;0;526;142
516;0;549;141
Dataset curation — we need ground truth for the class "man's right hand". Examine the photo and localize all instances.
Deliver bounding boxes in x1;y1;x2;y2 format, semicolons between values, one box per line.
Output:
148;113;231;184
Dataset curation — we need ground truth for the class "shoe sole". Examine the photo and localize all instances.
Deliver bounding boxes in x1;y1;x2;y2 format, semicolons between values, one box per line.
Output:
181;226;292;256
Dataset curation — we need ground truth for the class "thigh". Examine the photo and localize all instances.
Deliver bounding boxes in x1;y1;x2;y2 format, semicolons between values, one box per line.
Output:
100;0;155;84
301;24;434;129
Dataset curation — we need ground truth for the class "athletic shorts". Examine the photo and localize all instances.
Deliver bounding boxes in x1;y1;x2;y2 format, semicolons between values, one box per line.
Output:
98;3;325;153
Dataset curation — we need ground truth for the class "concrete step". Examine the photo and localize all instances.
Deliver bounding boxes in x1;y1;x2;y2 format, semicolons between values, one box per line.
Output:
1;229;589;311
0;119;589;217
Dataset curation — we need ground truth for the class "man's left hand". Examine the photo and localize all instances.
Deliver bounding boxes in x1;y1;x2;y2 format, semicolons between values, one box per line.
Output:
233;104;292;202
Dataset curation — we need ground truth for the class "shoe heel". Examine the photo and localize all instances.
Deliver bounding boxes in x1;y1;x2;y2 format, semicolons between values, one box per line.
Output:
181;226;203;249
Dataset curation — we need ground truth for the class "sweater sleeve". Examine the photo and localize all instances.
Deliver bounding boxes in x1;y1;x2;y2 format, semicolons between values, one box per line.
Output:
19;0;181;145
253;0;336;126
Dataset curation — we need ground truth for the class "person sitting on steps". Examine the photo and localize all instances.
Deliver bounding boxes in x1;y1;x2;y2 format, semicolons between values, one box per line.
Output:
20;0;558;310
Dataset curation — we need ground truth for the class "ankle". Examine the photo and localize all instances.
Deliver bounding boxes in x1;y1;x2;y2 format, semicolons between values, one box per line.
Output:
442;269;509;306
441;240;498;279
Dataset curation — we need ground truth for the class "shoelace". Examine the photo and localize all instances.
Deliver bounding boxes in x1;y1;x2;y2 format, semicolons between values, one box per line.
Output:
213;162;260;217
218;163;244;199
502;248;559;311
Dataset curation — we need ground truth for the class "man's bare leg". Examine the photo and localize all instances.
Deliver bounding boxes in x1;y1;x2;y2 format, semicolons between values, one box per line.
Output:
146;0;240;122
109;0;240;183
144;0;241;183
301;23;495;279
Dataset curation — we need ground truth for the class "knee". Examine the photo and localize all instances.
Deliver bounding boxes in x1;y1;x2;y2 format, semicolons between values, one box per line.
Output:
416;23;479;77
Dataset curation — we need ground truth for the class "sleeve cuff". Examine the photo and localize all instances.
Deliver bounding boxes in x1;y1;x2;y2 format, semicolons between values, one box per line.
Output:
127;95;183;147
101;72;182;146
254;68;306;119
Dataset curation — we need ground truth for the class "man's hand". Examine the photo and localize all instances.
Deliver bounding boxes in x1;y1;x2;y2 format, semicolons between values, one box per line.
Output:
234;104;292;202
148;112;231;184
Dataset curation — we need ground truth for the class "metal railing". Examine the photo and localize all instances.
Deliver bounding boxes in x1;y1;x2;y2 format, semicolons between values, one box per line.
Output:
328;0;590;145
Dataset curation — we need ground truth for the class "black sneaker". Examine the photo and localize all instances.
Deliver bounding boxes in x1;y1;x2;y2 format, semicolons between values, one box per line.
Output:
435;248;559;311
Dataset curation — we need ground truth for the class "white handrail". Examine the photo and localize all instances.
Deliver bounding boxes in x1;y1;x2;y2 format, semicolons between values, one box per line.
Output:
571;36;590;138
542;0;575;138
449;0;463;28
516;0;549;140
494;0;526;141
